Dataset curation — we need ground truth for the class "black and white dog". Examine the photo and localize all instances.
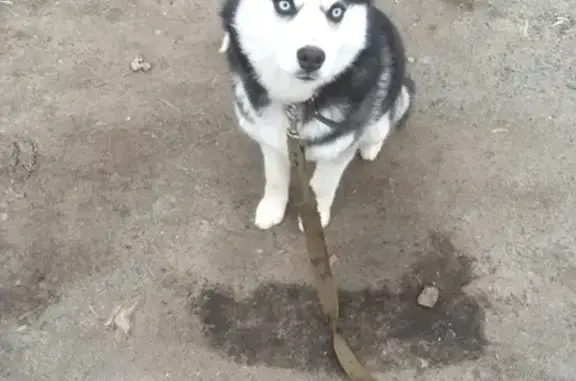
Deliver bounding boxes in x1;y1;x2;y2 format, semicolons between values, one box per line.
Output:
219;0;415;230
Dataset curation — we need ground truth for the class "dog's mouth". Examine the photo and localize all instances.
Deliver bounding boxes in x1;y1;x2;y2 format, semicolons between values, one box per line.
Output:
295;72;318;82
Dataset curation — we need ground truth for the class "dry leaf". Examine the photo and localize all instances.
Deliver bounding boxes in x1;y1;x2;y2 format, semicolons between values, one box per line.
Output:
104;305;121;326
129;55;152;73
104;297;142;335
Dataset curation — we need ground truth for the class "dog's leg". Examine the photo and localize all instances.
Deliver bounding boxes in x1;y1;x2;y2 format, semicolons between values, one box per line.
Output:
359;116;391;161
255;143;290;229
391;83;413;128
394;77;416;129
359;83;412;161
298;148;356;231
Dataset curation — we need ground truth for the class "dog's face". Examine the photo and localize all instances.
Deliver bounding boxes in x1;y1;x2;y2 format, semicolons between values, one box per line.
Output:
233;0;369;100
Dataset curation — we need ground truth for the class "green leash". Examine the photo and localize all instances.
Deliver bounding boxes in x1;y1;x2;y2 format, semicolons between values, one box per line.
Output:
285;104;378;381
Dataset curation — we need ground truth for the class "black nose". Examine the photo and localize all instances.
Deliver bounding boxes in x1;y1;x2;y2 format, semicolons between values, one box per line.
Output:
297;45;326;72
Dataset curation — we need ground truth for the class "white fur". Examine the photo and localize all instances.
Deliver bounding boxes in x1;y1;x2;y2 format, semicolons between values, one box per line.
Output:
219;33;230;53
234;78;411;230
226;0;411;230
233;0;368;103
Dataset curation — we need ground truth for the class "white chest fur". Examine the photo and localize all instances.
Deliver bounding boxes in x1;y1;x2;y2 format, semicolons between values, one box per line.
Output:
232;77;356;162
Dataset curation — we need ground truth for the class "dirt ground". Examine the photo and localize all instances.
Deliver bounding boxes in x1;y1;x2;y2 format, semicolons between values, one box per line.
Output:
1;0;575;380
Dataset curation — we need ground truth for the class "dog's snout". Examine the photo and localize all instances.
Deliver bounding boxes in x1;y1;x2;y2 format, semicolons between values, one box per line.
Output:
297;45;326;72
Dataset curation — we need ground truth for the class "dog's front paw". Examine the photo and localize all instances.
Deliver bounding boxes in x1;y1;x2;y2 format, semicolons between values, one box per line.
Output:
254;196;287;230
298;201;331;232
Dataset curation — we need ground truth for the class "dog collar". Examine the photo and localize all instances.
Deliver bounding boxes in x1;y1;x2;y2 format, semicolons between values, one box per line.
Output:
285;98;345;142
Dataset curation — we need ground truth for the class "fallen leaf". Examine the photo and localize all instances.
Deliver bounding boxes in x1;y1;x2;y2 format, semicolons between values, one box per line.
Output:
129;55;152;73
104;297;142;336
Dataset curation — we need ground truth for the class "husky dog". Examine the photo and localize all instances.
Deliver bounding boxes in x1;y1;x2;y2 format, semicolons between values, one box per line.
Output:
219;0;415;230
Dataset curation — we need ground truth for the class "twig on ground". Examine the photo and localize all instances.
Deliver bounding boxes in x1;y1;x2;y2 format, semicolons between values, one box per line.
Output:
82;62;100;77
160;99;182;113
88;305;102;318
76;31;96;55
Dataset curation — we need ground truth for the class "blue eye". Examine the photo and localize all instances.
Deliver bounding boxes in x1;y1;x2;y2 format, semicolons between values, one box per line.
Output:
275;0;297;16
327;3;346;22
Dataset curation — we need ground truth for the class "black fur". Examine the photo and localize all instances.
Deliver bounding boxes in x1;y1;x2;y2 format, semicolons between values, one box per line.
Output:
220;0;270;111
219;0;413;147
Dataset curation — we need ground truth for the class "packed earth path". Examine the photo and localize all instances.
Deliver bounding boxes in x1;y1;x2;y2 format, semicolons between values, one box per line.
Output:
1;0;575;380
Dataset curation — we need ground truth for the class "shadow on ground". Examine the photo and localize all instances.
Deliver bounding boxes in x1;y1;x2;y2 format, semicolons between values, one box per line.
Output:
191;232;488;373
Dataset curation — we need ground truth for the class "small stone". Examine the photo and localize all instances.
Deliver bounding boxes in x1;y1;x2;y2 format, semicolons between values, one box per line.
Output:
329;254;338;266
417;285;439;308
129;54;152;73
407;56;415;64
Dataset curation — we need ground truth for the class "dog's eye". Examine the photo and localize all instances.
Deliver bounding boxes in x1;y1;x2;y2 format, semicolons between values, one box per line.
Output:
274;0;297;16
327;3;346;22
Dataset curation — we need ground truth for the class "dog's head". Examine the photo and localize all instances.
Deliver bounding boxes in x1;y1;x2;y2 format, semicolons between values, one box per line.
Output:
227;0;370;101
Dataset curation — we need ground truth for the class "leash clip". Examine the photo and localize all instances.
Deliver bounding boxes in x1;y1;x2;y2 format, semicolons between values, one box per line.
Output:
285;103;301;139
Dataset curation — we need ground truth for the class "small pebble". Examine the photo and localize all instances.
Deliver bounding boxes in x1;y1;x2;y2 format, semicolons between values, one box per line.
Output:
329;254;338;266
407;56;415;64
417;285;439;308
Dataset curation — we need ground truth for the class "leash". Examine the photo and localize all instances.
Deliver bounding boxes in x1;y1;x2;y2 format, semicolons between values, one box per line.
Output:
285;104;378;381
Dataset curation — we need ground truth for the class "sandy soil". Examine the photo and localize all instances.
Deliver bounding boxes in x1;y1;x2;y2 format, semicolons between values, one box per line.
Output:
1;0;575;380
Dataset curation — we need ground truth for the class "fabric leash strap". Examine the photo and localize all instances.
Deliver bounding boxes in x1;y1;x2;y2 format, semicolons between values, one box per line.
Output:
285;105;378;381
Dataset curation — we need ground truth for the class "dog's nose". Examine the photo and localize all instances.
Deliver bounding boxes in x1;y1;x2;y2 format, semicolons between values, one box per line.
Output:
297;45;326;72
